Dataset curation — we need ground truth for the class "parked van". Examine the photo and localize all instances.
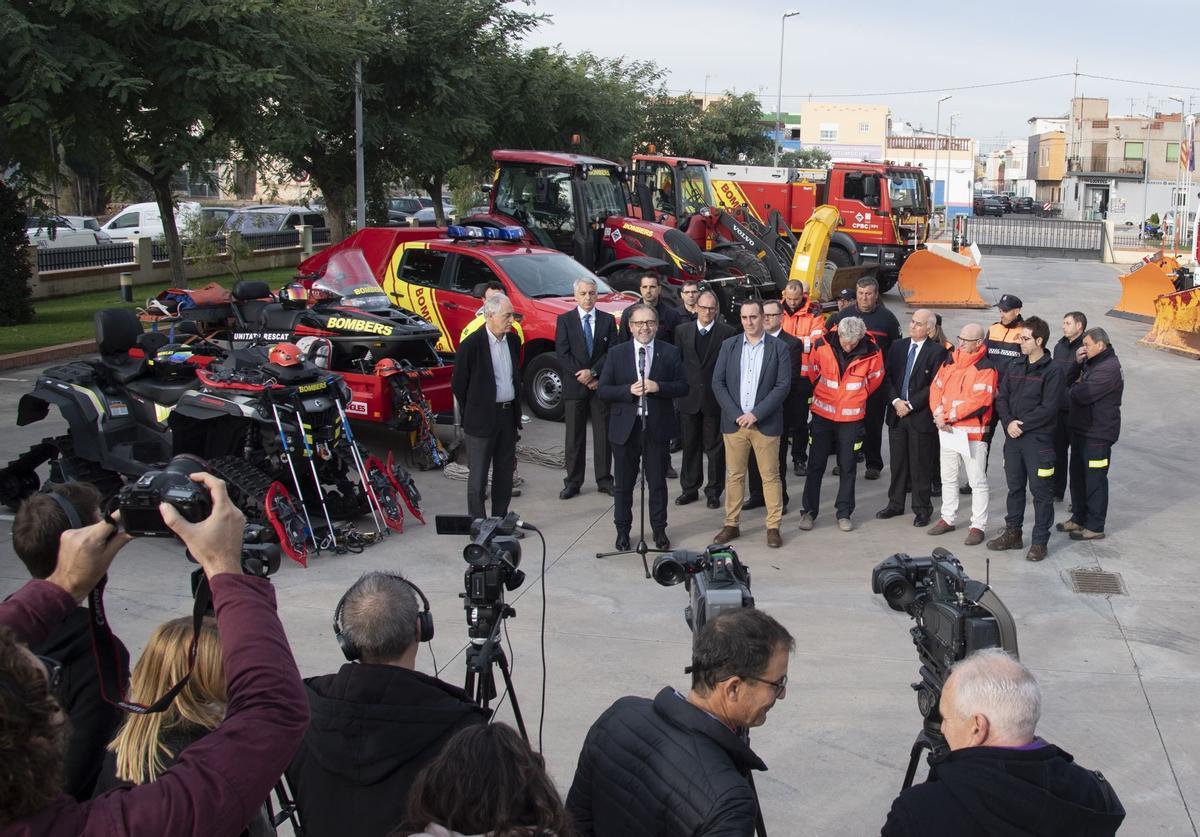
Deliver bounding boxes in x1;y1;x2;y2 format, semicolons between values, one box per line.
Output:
100;201;200;241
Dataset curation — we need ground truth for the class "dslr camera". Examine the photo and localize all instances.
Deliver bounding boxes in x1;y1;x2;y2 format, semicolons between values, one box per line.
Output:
435;512;525;640
114;453;211;537
654;544;754;646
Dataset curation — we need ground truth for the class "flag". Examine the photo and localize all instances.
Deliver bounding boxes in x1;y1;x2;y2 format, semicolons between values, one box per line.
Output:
1183;118;1195;173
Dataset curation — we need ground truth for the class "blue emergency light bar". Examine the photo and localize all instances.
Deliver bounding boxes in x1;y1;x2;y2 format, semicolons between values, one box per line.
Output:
446;225;524;242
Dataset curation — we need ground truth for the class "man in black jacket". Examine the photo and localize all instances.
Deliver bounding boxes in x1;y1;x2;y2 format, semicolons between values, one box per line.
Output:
876;309;948;527
1051;311;1087;501
11;483;130;801
881;648;1124;837
555;276;617;500
567;608;794;837
673;291;736;509
287;572;487;837
619;273;682;344
1060;327;1124;541
451;293;522;520
988;316;1065;562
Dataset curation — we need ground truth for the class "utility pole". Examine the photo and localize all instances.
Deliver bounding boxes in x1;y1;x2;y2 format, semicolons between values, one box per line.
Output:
355;59;366;231
947;113;958;212
774;10;799;168
1169;96;1184;256
933;95;951;212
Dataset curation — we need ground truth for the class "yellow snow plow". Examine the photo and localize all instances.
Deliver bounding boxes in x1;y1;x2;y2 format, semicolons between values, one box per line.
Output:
1107;252;1181;322
895;244;988;308
1138;285;1200;360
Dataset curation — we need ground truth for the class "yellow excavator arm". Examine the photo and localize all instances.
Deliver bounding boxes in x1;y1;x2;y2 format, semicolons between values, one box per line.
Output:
788;204;840;295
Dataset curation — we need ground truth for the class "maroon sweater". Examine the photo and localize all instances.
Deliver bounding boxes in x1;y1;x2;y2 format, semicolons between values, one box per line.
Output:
0;575;309;837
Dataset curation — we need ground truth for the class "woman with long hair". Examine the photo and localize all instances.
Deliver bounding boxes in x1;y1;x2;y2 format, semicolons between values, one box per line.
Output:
399;723;574;837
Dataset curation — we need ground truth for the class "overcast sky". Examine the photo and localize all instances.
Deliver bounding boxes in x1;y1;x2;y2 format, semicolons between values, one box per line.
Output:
519;0;1200;153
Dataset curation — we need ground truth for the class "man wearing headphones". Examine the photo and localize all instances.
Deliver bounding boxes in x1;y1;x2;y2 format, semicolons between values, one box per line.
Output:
286;572;487;837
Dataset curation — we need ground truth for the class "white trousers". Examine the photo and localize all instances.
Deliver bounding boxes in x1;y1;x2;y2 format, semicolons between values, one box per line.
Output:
939;439;989;530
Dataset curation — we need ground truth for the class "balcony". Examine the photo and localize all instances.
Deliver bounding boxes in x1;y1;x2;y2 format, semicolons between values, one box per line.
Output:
1067;156;1145;179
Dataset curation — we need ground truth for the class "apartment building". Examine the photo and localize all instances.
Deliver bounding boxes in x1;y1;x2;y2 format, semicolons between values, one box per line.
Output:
798;102;890;162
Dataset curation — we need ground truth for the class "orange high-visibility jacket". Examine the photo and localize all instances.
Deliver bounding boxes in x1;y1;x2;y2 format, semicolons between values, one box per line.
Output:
781;299;826;376
929;346;999;440
806;331;884;422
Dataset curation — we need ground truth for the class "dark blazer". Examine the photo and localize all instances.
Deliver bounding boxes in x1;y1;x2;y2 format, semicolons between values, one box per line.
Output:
772;329;805;411
555;307;617;400
620;300;682;345
674;319;736;416
884;338;949;433
598;339;687;445
451;326;521;436
711;333;792;436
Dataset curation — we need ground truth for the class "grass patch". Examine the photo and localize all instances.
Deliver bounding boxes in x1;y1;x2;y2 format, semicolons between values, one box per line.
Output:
0;268;298;355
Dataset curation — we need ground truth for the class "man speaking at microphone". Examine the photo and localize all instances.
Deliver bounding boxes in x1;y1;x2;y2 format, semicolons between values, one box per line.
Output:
598;304;687;551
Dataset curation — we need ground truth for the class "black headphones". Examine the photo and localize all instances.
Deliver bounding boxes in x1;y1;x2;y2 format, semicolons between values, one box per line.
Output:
44;490;84;529
333;574;434;662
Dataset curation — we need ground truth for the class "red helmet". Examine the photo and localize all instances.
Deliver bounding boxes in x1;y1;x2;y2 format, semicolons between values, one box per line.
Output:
374;358;402;377
269;342;303;367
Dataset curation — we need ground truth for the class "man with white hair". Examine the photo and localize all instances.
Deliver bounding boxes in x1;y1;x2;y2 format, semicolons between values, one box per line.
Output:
881;649;1125;836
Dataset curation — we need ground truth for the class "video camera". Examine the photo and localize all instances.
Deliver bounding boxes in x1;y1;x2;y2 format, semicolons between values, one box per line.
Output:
653;544;754;645
435;512;525;640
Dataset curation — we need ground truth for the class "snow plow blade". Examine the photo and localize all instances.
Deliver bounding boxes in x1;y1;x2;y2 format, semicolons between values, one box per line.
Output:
1138;288;1200;360
1108;253;1180;323
897;245;987;308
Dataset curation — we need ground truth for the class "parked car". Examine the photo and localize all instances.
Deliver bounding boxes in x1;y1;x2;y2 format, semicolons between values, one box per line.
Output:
386;196;424;225
994;194;1013;213
221;205;326;235
1012;196;1035;213
26;214;116;247
410;200;457;226
100;201;200;242
972;195;1005;217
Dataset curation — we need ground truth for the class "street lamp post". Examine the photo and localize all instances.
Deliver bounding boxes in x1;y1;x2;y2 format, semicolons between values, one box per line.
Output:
933;95;952;213
774;10;799;168
1169;96;1184;255
946;112;958;217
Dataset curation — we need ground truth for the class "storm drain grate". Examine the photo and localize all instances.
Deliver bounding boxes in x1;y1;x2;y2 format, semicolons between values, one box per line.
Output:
1068;568;1127;596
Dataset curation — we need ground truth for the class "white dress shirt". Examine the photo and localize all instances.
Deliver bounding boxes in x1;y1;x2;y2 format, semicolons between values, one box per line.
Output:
895;338;926;406
633;339;654;415
739;335;765;415
487;329;515;402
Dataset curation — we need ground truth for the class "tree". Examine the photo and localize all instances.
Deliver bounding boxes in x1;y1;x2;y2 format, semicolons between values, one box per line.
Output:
636;94;702;156
778;147;832;169
0;180;35;326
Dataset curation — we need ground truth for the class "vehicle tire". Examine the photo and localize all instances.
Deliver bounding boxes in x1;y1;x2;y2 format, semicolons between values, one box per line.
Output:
524;352;565;422
604;267;646;294
727;247;772;289
815;246;854;299
878;272;898;293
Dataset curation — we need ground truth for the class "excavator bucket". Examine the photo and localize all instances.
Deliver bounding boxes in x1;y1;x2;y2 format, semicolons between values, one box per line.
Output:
896;245;988;308
1107;253;1180;322
1138;288;1200;359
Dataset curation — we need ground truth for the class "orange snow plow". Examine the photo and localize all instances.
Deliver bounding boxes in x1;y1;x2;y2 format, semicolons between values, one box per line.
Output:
895;244;988;308
1107;252;1181;322
1138;286;1200;360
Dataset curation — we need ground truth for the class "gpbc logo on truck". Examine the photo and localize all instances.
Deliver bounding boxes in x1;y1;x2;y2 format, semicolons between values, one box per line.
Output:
326;317;394;336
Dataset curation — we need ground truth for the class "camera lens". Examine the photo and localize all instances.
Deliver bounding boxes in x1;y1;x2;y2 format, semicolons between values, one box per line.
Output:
877;570;917;610
163;453;208;477
651;554;686;586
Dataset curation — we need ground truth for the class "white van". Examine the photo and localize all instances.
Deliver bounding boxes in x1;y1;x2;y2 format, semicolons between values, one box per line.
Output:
100;201;200;241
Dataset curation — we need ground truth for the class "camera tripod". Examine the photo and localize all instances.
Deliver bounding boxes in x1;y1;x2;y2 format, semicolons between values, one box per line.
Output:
902;717;950;790
464;604;529;743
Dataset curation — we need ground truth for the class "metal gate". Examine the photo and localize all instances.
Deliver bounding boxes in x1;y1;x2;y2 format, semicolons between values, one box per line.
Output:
965;216;1105;260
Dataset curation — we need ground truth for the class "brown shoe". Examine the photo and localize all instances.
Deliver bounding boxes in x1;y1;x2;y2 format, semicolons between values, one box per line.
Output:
1026;544;1048;562
964;528;985;546
1069;528;1106;541
927;519;956;536
1056;519;1083;533
767;528;782;548
986;528;1024;551
713;526;740;544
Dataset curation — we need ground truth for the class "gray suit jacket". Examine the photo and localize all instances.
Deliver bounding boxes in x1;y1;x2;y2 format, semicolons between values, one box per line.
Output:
711;333;792;436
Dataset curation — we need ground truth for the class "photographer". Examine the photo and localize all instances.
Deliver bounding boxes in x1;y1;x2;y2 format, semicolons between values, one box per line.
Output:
11;484;131;800
0;473;309;836
287;572;487;837
880;649;1125;836
566;608;793;837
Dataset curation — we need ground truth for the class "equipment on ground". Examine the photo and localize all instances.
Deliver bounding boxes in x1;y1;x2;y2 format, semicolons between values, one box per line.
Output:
1138;284;1200;359
896;242;988;308
653;544;754;645
1108;252;1183;322
872;548;1018;789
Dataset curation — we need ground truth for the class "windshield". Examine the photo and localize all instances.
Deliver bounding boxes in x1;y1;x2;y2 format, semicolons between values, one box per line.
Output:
228;211;286;233
493;254;613;299
678;165;714;214
887;172;924;214
578;167;627;223
313;250;386;299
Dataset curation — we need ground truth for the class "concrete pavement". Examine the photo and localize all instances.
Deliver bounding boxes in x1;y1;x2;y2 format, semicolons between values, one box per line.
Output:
0;255;1196;835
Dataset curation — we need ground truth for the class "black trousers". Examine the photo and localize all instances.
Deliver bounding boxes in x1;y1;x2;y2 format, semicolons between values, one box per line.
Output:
613;422;669;535
1069;434;1112;532
790;380;813;465
678;409;724;500
465;414;517;520
1052;411;1072;499
803;415;862;519
863;388;886;471
885;420;938;516
563;394;612;491
1002;430;1056;546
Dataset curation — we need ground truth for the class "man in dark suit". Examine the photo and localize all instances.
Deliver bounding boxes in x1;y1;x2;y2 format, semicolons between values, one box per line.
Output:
555;276;616;500
673;291;736;509
711;300;792;549
451;293;521;520
619;273;682;344
598;304;687;551
744;298;804;512
876;309;949;527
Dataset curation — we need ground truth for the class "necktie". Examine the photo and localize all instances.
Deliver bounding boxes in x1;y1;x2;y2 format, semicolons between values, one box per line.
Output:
583;313;593;356
901;342;918;401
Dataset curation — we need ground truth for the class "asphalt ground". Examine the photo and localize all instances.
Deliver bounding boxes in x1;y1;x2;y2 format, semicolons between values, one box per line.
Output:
0;255;1196;835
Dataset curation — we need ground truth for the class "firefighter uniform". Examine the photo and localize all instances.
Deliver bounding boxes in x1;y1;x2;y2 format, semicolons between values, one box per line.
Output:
828;303;901;476
982;295;1024;456
929;345;998;534
801;329;884;524
780;296;825;471
1066;345;1123;536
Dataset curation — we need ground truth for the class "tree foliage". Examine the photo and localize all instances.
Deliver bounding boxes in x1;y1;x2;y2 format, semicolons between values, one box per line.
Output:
778;147;832;169
636;92;774;164
0;180;35;326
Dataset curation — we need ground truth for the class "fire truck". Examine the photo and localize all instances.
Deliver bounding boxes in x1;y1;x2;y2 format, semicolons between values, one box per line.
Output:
708;162;932;292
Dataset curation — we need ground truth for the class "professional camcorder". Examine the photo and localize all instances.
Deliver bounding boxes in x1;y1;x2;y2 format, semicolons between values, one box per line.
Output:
654;544;754;644
114;453;212;537
435;512;525;641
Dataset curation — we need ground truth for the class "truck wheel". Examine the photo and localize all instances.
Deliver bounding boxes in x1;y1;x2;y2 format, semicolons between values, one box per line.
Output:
818;247;854;299
878;272;898;293
727;248;772;288
605;268;645;294
524;353;565;422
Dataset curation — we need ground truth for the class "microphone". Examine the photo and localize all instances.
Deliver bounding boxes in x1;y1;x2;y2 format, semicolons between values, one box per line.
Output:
637;345;647;415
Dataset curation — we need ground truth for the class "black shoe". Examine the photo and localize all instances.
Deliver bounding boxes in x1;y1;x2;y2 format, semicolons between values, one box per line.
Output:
705;495;721;509
665;464;678;479
913;514;931;527
794;460;807;477
559;486;580;500
875;507;904;520
615;532;631;550
654;531;670;550
959;485;973;495
669;438;682;453
931;484;942;497
742;496;765;510
597;483;613;496
865;467;881;480
674;491;699;506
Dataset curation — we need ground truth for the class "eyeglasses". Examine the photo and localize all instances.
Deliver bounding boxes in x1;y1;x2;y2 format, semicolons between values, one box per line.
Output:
696;304;718;312
762;311;782;318
629;320;658;329
956;336;981;344
35;655;63;692
745;673;788;696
